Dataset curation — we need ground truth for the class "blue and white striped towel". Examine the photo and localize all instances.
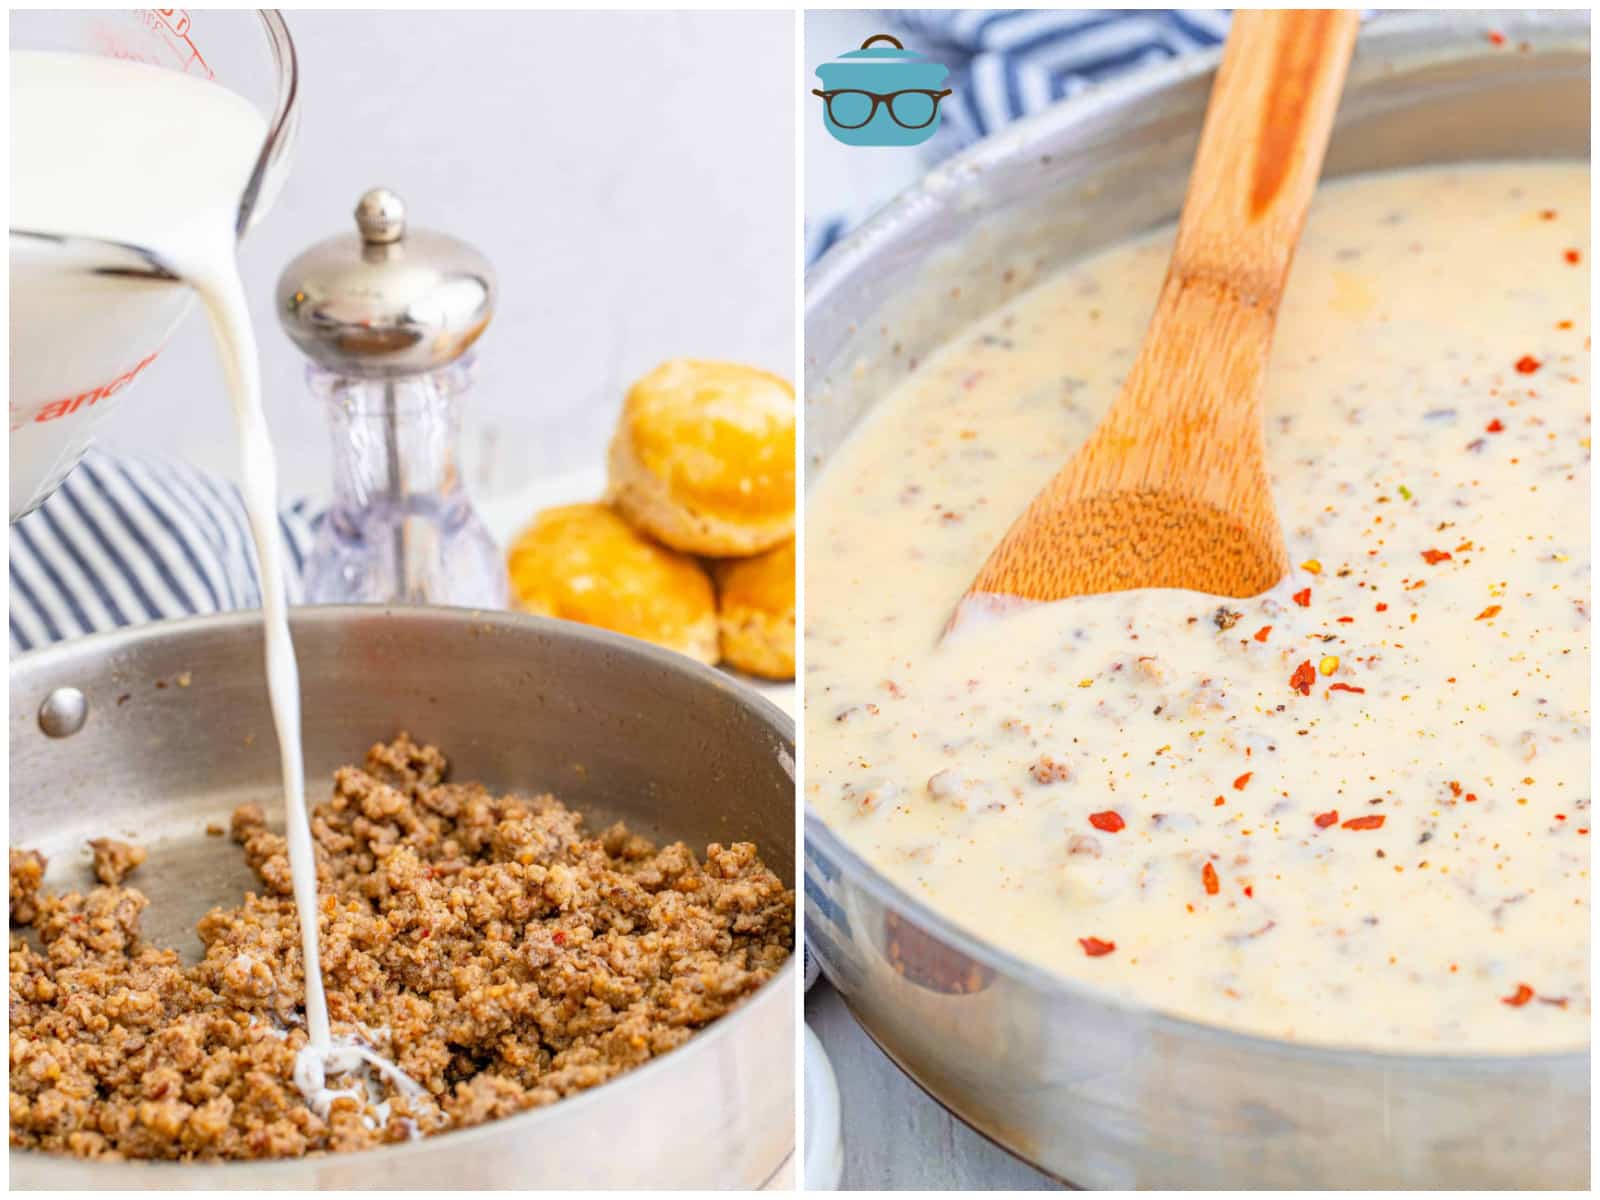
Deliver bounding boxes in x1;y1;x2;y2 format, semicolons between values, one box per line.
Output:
897;8;1228;145
9;450;316;656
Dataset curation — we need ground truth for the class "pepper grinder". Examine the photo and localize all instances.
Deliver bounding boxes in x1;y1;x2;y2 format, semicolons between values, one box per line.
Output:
277;188;507;607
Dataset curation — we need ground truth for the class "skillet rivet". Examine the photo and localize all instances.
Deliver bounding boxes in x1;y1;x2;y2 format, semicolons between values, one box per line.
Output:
38;687;88;738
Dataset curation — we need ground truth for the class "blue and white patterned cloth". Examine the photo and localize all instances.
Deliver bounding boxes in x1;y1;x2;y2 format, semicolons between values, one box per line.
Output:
9;450;316;656
897;8;1227;141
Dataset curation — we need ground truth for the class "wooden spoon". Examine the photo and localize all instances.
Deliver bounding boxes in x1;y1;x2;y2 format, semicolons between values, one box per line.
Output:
949;10;1359;637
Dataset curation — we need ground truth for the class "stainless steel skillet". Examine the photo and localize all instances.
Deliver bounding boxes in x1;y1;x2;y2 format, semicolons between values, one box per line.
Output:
12;606;795;1189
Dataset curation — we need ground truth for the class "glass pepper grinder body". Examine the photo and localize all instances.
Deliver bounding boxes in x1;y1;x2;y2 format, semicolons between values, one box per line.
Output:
308;357;503;604
279;188;507;607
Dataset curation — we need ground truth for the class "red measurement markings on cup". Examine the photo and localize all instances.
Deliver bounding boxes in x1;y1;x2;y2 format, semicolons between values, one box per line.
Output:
153;9;191;36
30;352;162;424
113;9;213;79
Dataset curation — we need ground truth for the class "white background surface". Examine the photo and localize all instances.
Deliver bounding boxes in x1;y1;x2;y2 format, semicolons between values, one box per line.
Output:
94;9;797;504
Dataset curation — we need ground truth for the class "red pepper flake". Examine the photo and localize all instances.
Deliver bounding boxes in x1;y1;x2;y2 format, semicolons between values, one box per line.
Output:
1213;795;1225;807
1243;885;1254;898
1292;587;1311;607
1336;616;1354;624
1329;682;1366;695
1375;602;1388;612
1485;418;1505;433
1514;354;1542;375
1342;814;1385;831
420;927;432;939
1564;248;1581;265
1078;936;1116;957
1557;319;1573;330
1540;209;1558;220
1089;810;1125;833
1501;983;1534;1007
1448;781;1462;797
1475;604;1502;620
1486;29;1505;45
1201;862;1220;896
1420;549;1452;565
1465;793;1479;803
1253;625;1272;642
553;930;567;946
1314;810;1340;829
1289;660;1316;696
1233;772;1253;791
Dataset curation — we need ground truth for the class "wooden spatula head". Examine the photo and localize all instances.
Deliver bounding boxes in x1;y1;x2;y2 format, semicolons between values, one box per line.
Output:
970;486;1287;602
949;10;1357;636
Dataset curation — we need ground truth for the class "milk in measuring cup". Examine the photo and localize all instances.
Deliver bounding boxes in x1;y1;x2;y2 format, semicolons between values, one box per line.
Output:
9;52;263;520
10;51;421;1120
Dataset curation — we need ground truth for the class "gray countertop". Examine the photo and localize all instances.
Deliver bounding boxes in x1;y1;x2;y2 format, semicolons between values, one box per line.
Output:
808;983;1063;1191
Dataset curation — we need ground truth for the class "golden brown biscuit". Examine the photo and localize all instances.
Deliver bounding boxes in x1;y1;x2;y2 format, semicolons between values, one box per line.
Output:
607;359;795;557
713;538;795;680
507;503;718;664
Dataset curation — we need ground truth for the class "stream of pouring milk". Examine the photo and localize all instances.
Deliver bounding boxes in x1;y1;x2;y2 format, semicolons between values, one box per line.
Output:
12;51;421;1119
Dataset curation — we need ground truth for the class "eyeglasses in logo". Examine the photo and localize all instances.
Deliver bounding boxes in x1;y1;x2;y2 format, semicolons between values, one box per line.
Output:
813;34;952;148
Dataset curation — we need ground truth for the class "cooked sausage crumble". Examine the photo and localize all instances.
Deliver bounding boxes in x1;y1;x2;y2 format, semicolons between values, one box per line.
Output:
10;735;793;1161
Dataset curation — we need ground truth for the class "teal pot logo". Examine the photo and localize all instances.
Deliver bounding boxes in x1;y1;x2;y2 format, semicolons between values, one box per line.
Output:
813;34;952;147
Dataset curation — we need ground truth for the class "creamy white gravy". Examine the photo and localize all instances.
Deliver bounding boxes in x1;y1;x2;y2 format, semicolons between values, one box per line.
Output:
807;164;1590;1052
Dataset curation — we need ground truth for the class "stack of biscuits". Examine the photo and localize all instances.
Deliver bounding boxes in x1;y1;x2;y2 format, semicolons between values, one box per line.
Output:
507;359;795;680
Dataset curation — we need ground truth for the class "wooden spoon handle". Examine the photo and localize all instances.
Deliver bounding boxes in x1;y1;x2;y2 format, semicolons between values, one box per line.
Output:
1084;8;1359;467
1172;10;1359;305
953;11;1358;623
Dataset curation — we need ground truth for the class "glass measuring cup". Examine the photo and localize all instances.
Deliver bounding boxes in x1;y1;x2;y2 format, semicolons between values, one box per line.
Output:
8;9;299;520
